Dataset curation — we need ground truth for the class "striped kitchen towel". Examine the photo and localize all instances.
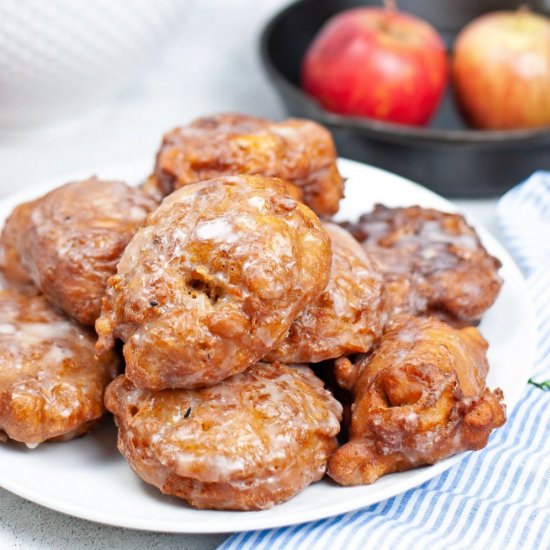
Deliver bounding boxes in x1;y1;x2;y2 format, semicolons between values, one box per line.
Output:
219;172;550;550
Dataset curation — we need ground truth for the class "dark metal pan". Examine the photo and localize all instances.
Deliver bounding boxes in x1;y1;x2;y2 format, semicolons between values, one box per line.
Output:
260;0;550;197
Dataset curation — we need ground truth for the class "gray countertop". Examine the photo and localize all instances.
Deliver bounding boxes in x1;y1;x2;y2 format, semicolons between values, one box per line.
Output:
0;490;226;550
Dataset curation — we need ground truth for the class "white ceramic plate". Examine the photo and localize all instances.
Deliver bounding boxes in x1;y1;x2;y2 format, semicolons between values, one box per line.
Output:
0;158;536;533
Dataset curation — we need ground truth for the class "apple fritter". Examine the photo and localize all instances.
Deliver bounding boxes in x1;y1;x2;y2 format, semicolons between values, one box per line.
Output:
96;175;332;390
266;223;385;363
328;315;506;486
340;205;503;326
105;363;342;510
0;290;119;447
144;113;345;216
0;178;157;326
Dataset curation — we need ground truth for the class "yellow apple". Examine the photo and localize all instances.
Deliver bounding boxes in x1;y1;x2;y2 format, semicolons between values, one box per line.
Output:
453;9;550;130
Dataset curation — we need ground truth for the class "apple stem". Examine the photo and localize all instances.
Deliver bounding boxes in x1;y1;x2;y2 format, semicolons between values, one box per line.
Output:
383;0;397;29
517;4;531;28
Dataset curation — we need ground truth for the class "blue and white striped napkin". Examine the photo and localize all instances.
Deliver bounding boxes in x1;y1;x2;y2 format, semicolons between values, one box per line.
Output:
219;172;550;550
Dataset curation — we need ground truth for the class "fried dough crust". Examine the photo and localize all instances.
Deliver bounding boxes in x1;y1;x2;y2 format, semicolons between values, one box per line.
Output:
266;223;385;363
341;205;503;326
0;290;119;446
96;175;332;389
105;363;342;510
0;178;157;325
328;316;506;485
144;113;345;216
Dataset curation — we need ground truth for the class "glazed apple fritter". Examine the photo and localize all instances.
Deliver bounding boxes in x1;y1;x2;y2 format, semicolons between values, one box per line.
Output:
340;205;503;326
105;362;342;510
328;315;506;486
0;178;157;326
0;290;119;447
144;113;345;216
96;175;332;390
266;222;385;363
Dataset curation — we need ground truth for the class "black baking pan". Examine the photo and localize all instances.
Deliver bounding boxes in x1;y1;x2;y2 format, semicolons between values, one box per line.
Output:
260;0;550;197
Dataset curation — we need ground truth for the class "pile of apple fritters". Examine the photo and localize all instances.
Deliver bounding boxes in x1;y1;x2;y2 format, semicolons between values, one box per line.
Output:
0;114;505;510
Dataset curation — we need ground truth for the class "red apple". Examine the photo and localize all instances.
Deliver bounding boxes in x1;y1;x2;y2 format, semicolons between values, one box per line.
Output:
453;9;550;130
301;6;448;126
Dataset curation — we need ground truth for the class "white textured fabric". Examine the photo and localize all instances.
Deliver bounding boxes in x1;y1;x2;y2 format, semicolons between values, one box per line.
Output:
0;0;186;129
220;173;550;550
